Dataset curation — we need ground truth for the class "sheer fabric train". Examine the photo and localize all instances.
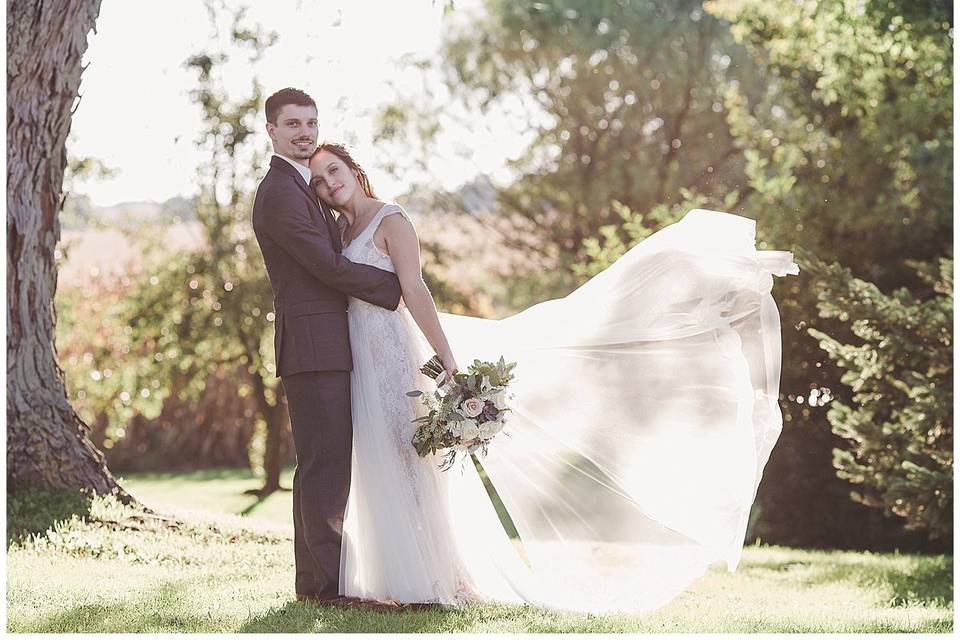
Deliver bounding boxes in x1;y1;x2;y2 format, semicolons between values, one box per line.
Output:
338;206;798;614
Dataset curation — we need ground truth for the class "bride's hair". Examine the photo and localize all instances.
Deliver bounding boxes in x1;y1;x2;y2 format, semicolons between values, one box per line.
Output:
311;142;378;199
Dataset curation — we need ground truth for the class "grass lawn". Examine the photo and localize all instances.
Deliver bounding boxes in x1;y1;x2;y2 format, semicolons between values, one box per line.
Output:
6;467;954;633
119;466;300;527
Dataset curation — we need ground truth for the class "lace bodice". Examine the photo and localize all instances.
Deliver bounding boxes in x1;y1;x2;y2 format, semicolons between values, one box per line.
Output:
341;203;406;273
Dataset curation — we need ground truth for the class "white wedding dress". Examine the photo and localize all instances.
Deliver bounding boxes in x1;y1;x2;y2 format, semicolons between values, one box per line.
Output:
338;203;798;615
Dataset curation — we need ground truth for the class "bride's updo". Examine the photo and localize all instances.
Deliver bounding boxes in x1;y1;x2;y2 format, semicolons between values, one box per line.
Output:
310;141;378;199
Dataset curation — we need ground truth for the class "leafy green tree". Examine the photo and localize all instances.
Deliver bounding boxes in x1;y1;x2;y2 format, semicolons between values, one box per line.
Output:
706;0;952;273
797;249;952;539
379;0;762;304
55;266;271;472
110;6;289;494
56;271;151;440
703;0;952;547
572;188;741;279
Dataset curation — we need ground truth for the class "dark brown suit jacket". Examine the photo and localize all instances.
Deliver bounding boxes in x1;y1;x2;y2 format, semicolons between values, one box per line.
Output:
252;156;401;377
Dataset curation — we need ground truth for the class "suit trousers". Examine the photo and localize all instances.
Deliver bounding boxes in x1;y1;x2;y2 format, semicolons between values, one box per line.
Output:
281;370;353;599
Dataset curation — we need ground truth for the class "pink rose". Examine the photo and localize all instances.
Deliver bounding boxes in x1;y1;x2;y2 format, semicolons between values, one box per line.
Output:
461;397;485;418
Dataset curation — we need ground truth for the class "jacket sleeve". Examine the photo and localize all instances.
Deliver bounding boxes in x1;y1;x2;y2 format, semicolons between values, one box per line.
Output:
262;185;402;310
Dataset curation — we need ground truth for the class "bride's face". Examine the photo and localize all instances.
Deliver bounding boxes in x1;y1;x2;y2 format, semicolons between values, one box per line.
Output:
309;150;357;208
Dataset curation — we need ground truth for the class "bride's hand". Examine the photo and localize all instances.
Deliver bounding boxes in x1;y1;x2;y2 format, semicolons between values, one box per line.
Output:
440;351;458;384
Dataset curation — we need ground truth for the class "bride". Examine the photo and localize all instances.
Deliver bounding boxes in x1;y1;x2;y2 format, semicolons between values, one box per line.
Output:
308;141;798;615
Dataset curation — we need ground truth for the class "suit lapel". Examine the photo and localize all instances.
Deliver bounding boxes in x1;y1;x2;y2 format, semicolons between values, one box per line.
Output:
270;156;342;252
292;177;342;252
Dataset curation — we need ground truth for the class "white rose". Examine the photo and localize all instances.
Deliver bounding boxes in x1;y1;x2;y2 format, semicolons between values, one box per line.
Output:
461;418;480;441
489;388;507;409
479;420;501;439
461;397;485;418
449;420;464;438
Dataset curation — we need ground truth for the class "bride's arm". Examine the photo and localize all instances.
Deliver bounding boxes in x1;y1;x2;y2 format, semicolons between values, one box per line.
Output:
380;214;458;377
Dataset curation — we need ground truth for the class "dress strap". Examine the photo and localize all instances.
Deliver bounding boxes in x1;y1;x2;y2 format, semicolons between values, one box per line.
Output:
345;203;414;251
369;203;414;240
376;203;413;226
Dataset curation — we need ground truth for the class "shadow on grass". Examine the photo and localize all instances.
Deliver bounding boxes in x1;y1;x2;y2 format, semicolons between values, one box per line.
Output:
21;578;216;633
123;466;296;520
240;600;496;633
743;552;953;607
7;487;94;548
19;583;519;635
239;489;290;517
237;600;323;633
119;467;291;484
813;555;953;607
712;615;954;634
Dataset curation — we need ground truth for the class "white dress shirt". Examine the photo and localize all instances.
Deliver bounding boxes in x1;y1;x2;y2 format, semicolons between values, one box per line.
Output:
273;153;312;187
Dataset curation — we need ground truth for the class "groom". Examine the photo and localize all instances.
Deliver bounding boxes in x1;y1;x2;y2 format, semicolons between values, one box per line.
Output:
251;88;402;605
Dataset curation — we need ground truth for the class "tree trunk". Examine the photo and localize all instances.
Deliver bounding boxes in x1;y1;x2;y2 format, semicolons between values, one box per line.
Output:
7;0;128;498
250;369;286;495
262;398;287;494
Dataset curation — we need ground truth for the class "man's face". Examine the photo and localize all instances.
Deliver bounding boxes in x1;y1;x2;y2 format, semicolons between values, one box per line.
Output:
266;104;318;161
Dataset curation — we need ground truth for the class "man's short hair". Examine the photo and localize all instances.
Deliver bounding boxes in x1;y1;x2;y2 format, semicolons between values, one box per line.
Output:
265;88;316;125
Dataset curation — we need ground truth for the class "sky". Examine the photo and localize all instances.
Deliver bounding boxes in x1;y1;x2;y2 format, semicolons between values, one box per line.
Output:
70;0;529;207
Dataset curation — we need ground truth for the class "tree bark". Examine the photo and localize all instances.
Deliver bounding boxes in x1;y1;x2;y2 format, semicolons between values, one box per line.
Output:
262;398;285;493
249;368;287;495
7;0;129;499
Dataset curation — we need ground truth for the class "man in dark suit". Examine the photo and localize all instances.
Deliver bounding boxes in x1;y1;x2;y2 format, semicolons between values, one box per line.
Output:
251;87;402;605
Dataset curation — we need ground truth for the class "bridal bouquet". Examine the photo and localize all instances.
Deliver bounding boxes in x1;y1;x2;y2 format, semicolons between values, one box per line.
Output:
407;355;517;471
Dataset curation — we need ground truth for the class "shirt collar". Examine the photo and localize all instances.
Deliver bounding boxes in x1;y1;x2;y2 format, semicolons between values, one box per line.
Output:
273;153;312;187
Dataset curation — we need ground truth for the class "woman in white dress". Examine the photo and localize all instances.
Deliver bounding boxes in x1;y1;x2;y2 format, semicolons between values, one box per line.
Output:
308;142;798;615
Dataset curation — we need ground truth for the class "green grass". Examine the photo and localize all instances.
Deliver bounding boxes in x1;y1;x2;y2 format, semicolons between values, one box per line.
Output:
118;466;299;526
6;470;954;633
